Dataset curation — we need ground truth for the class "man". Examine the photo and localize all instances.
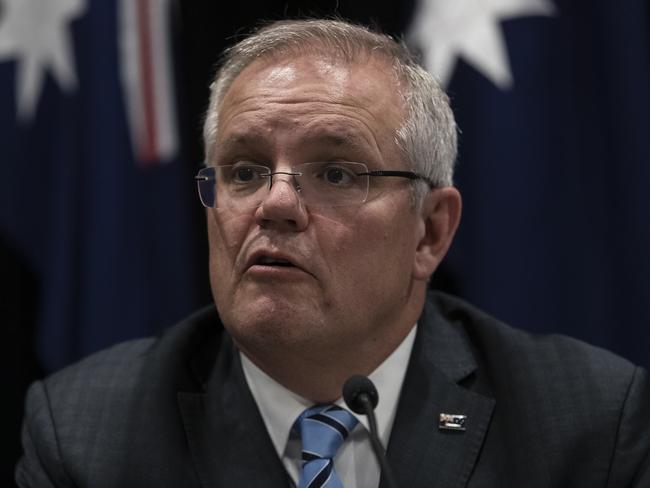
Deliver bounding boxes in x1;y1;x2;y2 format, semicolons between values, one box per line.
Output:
17;19;650;488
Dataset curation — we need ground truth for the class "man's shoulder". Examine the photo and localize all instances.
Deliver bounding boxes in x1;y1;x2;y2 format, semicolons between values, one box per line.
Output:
424;292;650;486
18;306;222;486
429;290;637;368
38;305;222;406
428;290;640;392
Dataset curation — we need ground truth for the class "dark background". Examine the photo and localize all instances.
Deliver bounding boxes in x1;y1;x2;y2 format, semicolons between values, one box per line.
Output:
3;0;649;484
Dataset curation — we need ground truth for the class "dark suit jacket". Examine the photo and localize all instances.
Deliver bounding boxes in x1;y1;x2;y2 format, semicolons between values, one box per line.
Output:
16;292;650;487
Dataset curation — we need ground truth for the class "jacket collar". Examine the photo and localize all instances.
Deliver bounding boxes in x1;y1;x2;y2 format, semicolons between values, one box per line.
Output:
385;293;495;488
178;327;290;488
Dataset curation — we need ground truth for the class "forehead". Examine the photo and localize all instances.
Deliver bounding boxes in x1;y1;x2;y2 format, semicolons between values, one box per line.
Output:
213;53;406;159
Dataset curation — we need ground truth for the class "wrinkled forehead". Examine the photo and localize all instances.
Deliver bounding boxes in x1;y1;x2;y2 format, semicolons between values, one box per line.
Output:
209;54;407;166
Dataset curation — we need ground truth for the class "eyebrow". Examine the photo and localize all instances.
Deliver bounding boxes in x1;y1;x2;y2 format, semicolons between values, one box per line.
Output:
219;133;260;148
216;126;373;159
310;131;360;147
213;132;268;160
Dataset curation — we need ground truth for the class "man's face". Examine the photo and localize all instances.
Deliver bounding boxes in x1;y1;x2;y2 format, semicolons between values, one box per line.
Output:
206;53;430;367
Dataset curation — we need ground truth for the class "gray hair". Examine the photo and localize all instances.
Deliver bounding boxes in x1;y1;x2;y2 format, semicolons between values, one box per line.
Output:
203;19;458;202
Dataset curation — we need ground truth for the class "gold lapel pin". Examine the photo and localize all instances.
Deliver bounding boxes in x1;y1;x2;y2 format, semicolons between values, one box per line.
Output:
439;413;467;431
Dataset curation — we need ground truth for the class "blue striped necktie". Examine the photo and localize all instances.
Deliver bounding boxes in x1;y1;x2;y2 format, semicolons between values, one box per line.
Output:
296;404;359;488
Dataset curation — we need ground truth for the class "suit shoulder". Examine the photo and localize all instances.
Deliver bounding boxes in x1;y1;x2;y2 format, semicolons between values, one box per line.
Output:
20;307;220;486
37;305;221;409
427;293;650;485
430;290;638;380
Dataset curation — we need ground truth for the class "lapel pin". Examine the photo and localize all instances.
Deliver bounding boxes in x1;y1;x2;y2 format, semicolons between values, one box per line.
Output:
439;413;467;432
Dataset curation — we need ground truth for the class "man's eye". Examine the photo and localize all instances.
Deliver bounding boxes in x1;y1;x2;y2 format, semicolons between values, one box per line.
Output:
323;166;355;185
234;167;256;182
226;165;267;184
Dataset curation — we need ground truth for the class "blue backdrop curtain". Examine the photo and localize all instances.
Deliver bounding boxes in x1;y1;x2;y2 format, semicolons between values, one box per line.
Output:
431;0;650;368
0;0;202;374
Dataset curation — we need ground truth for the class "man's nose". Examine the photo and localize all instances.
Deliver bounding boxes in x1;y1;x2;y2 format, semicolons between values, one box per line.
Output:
254;174;309;231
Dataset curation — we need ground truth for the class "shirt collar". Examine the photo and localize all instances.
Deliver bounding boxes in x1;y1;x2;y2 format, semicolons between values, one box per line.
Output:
240;324;417;457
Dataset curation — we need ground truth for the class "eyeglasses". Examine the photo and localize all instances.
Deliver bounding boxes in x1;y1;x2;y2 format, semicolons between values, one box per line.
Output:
194;161;436;210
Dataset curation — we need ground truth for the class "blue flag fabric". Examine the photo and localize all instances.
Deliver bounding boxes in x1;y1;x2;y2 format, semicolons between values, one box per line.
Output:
0;0;200;372
411;0;650;367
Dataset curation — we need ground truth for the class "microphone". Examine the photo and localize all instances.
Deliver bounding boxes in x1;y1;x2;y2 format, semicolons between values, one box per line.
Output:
343;375;399;488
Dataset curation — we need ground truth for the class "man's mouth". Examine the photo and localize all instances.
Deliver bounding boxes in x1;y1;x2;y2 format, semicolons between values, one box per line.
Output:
245;251;303;271
256;256;295;267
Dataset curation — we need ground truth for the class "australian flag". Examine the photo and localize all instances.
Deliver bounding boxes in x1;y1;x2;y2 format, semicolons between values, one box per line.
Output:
0;0;200;373
409;0;650;368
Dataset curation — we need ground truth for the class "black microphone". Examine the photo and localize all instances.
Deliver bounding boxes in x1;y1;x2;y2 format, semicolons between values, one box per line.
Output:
343;375;399;488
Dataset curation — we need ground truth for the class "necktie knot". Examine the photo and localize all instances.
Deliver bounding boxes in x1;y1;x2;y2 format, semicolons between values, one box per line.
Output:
297;404;359;488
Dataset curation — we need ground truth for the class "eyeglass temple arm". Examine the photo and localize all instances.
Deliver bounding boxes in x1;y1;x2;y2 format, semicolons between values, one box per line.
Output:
360;170;437;189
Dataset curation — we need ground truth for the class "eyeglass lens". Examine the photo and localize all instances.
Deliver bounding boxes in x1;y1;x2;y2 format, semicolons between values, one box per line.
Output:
196;162;371;210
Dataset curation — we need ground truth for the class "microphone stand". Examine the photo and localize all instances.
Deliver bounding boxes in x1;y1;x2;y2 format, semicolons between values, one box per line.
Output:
356;393;399;488
343;376;399;488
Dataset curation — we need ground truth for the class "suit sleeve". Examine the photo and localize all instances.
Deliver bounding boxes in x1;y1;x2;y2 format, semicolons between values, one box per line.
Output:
15;381;74;488
606;367;650;487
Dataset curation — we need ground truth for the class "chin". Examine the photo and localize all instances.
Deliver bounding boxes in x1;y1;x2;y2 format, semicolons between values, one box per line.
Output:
223;299;328;349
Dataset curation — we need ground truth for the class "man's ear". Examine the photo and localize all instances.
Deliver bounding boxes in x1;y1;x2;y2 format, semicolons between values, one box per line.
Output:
413;187;462;280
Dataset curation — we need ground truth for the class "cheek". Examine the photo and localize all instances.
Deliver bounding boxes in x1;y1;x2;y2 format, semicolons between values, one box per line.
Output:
309;211;358;258
359;220;414;276
311;206;416;286
207;211;253;274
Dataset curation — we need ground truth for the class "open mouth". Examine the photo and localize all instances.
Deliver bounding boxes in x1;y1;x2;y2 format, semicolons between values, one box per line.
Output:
256;256;295;267
245;250;309;276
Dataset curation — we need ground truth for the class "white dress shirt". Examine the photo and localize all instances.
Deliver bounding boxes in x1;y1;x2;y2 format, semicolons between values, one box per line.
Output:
240;324;417;488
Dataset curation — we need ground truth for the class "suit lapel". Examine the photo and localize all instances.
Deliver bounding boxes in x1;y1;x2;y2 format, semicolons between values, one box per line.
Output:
178;334;290;488
385;297;495;488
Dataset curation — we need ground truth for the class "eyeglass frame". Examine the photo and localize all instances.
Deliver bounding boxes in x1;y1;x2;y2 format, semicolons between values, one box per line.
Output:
194;161;438;209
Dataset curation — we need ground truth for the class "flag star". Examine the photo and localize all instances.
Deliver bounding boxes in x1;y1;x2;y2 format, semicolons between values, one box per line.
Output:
409;0;555;89
0;0;86;122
